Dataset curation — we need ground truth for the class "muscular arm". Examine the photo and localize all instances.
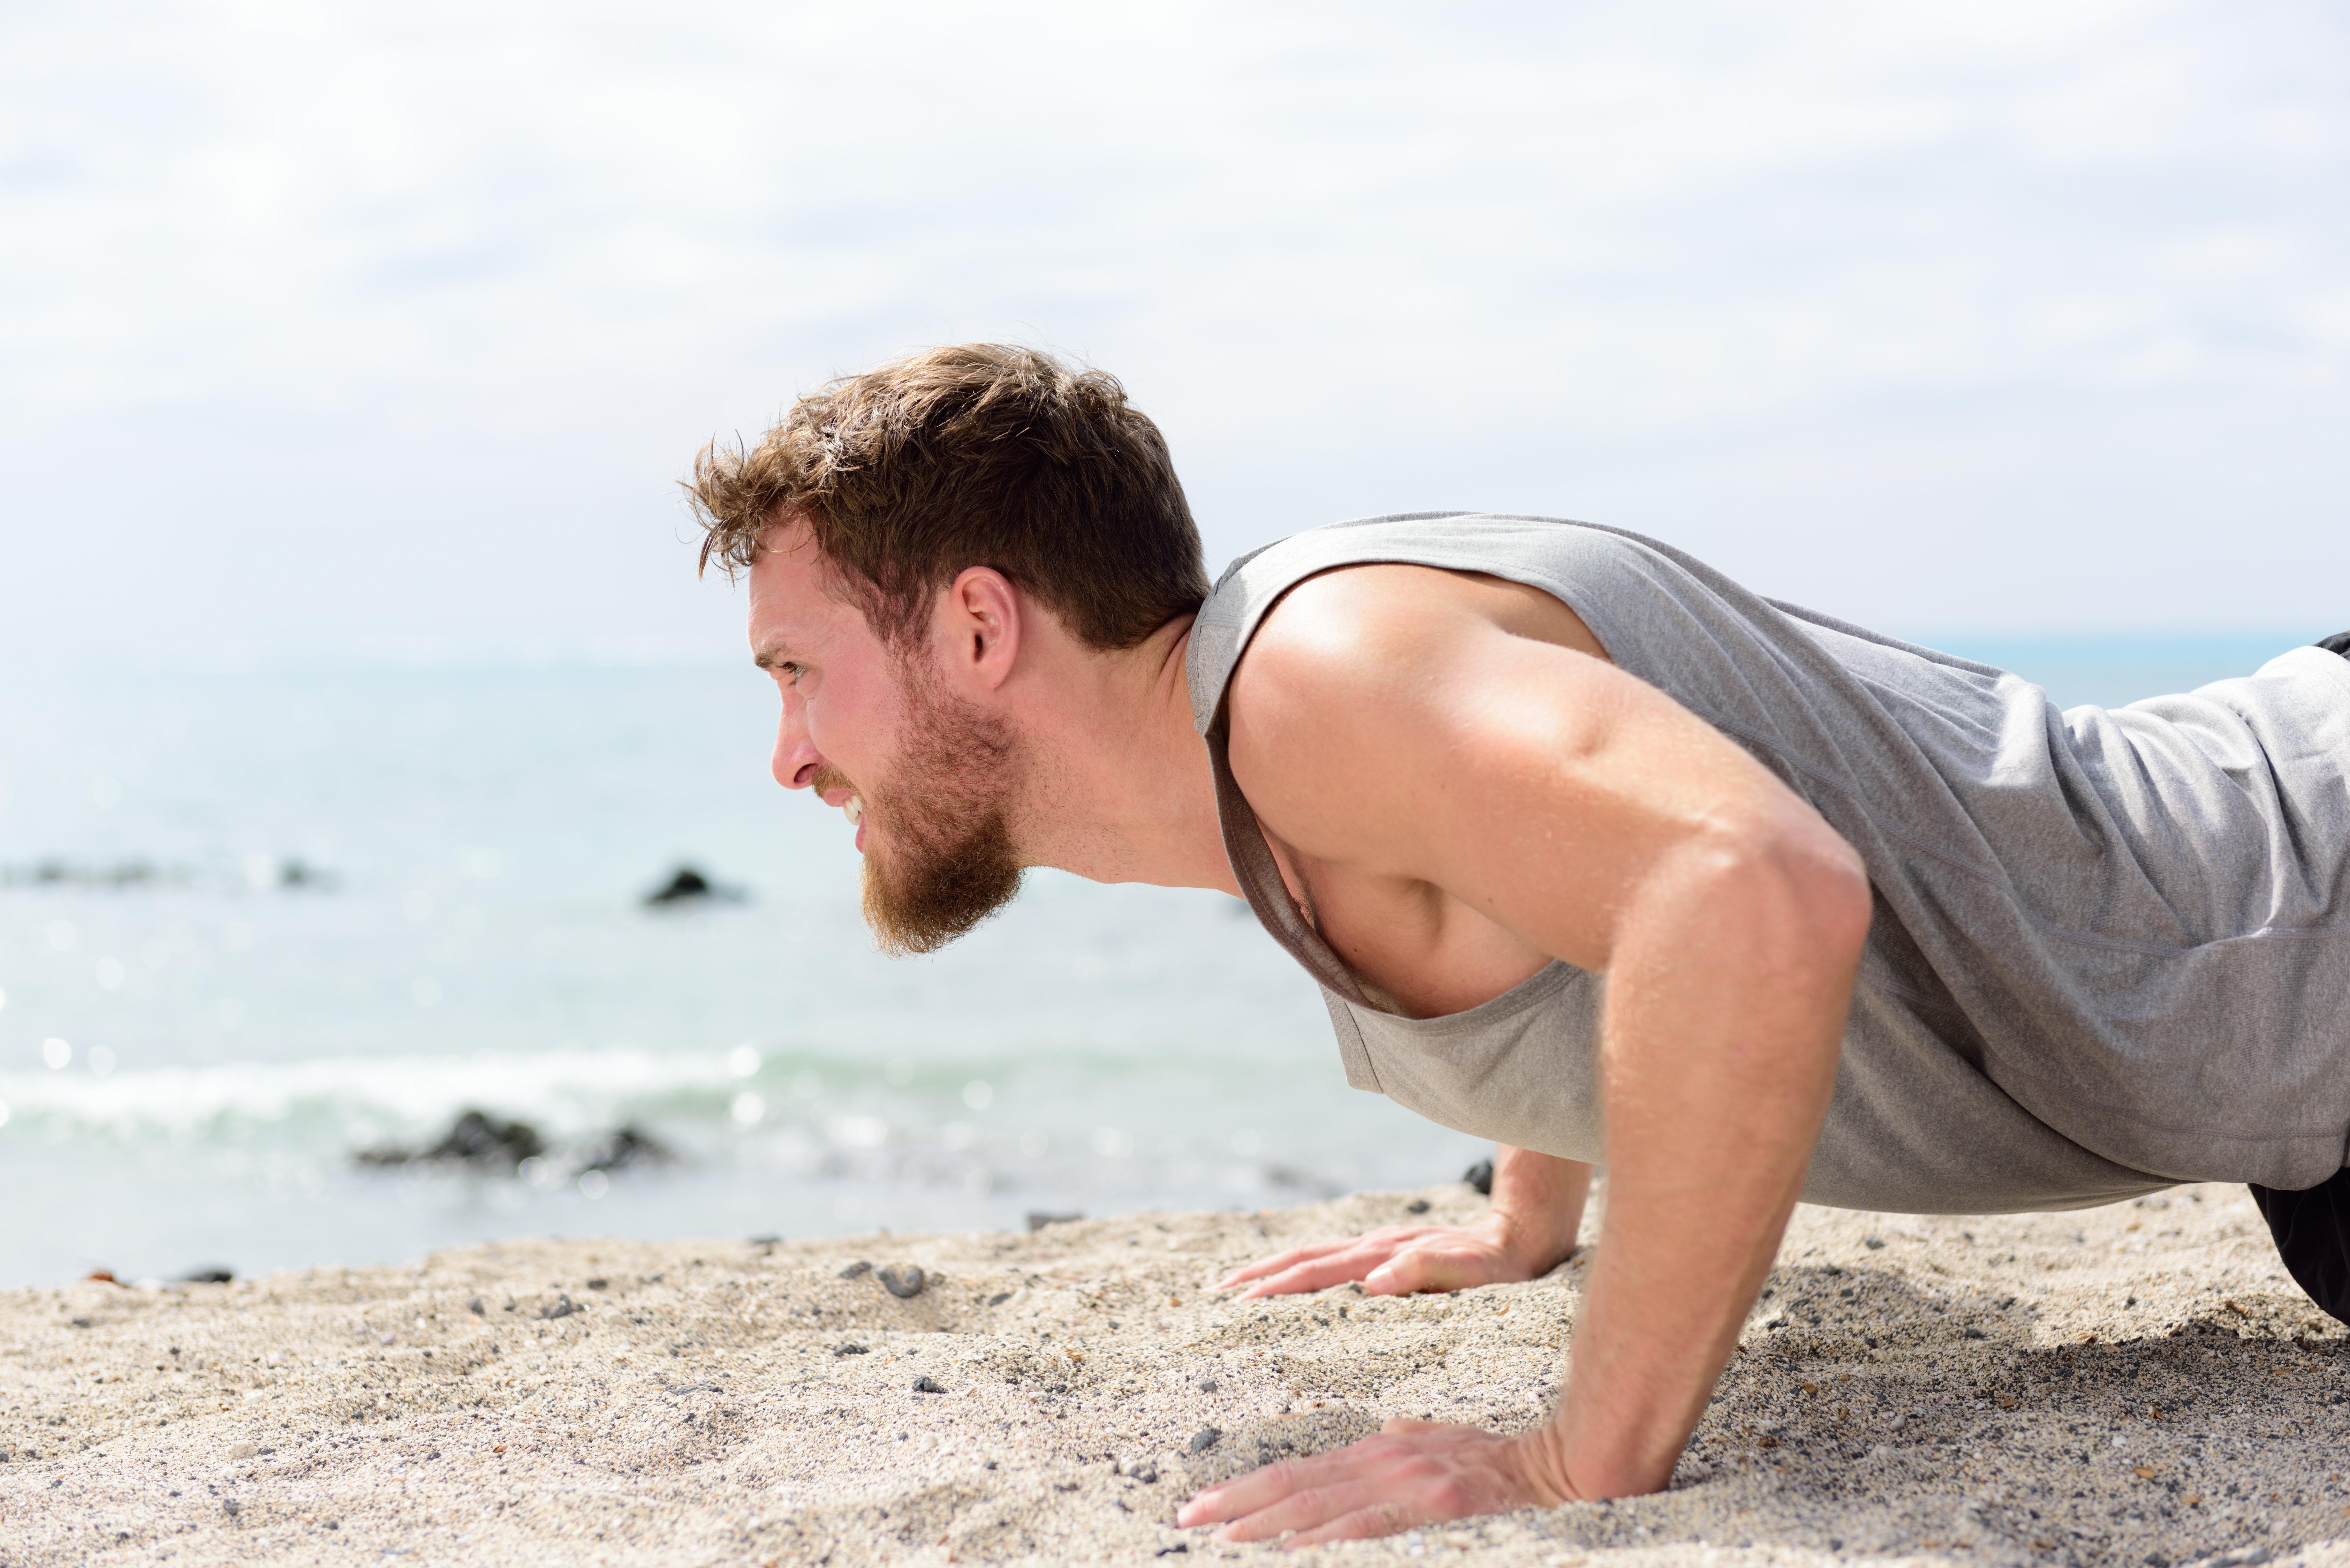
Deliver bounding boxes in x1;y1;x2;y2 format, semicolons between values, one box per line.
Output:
1184;567;1870;1528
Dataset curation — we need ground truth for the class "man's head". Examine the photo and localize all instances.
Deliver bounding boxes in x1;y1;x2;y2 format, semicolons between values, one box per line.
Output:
691;343;1208;650
688;345;1209;953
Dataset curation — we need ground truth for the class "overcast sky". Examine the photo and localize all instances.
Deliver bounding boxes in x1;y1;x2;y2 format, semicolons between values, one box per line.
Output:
4;1;2346;666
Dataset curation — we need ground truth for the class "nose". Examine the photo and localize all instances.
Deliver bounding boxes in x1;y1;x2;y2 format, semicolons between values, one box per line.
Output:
771;700;823;791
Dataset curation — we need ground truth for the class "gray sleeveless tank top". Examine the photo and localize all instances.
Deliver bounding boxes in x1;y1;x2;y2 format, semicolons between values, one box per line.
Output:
1187;513;2350;1213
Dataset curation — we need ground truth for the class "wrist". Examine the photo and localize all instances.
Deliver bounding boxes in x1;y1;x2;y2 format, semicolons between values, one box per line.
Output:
1479;1204;1578;1278
1479;1149;1592;1278
1505;1423;1584;1508
1474;1210;1574;1281
1542;1369;1697;1499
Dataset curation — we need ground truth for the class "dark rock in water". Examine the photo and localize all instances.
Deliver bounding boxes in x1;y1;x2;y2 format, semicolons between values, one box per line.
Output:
877;1265;926;1299
1462;1158;1495;1196
1189;1426;1221;1454
426;1111;544;1164
4;857;338;893
353;1109;546;1171
648;866;710;902
356;1115;673;1179
574;1123;674;1174
176;1266;234;1285
1;858;178;890
642;864;745;907
838;1260;873;1280
1026;1211;1083;1233
911;1375;945;1394
277;857;336;890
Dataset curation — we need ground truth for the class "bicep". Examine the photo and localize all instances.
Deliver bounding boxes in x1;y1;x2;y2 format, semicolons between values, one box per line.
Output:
1226;585;1841;970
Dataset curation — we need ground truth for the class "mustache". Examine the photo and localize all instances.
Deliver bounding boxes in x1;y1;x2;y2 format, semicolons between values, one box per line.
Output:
808;762;857;797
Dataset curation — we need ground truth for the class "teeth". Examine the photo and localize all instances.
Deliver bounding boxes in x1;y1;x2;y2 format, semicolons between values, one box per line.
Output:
843;795;864;825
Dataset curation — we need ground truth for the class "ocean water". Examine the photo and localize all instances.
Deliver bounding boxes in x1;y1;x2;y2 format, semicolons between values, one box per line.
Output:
0;631;2325;1288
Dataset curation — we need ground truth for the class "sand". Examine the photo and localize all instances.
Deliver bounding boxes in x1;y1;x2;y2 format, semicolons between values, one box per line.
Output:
3;1181;2346;1568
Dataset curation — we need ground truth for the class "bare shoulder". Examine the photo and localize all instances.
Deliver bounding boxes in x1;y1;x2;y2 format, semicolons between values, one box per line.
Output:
1226;565;1610;747
1237;563;1609;683
1223;564;1622;863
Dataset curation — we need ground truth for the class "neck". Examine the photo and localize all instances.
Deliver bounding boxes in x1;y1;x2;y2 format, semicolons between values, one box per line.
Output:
1004;614;1241;896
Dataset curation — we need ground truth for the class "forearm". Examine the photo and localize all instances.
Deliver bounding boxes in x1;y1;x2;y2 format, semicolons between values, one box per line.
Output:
1484;1146;1591;1275
1537;843;1865;1496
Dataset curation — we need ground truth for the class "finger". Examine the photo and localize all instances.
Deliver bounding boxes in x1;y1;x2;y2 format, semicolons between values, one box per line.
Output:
1285;1499;1422;1547
1365;1249;1456;1295
1236;1251;1389;1299
1215;1480;1401;1543
1212;1249;1318;1289
1212;1241;1356;1290
1178;1458;1311;1526
1212;1227;1439;1290
1235;1243;1404;1297
1365;1239;1515;1296
1180;1437;1406;1527
1379;1417;1449;1435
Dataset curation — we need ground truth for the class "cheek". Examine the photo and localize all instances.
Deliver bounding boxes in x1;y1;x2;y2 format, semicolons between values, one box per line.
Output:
806;664;906;772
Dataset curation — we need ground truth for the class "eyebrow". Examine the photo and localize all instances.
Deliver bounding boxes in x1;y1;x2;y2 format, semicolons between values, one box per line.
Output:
751;644;797;671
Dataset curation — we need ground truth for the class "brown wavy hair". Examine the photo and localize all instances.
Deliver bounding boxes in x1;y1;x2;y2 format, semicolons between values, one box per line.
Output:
687;344;1209;651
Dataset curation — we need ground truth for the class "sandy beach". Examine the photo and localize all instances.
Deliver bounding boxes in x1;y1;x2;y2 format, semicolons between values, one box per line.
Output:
4;1180;2346;1568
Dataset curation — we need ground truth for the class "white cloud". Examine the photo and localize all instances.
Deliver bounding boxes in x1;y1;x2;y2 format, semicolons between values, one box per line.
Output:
2;0;2346;658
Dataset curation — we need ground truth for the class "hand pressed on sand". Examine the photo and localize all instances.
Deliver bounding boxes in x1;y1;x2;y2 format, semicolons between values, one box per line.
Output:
1213;1216;1559;1300
1177;1419;1578;1546
1216;1148;1590;1300
1198;1149;1607;1542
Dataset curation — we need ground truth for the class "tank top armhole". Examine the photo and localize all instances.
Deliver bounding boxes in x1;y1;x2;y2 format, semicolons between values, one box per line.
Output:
1204;715;1375;1009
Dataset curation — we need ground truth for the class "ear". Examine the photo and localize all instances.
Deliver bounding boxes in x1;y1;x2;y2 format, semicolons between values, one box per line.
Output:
932;566;1022;694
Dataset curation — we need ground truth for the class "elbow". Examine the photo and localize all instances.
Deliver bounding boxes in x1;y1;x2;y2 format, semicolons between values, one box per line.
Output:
1689;812;1874;979
1775;821;1873;965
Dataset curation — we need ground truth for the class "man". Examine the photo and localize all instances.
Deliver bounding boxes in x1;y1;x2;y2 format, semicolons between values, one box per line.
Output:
688;344;2350;1546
